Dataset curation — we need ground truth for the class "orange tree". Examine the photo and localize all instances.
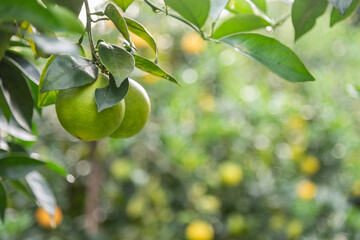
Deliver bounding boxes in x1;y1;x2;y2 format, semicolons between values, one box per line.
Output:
0;0;358;235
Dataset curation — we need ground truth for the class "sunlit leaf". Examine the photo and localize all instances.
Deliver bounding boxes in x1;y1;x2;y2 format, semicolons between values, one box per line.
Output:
38;56;58;107
330;0;360;26
210;0;230;21
105;4;132;45
220;33;315;82
328;0;353;14
113;0;135;12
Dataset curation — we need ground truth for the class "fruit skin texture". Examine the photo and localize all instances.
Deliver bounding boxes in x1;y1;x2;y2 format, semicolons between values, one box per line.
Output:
110;79;150;139
55;74;125;141
186;220;214;240
36;206;63;229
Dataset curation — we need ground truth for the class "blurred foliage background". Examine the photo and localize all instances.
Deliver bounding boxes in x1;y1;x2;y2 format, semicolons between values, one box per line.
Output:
3;0;360;239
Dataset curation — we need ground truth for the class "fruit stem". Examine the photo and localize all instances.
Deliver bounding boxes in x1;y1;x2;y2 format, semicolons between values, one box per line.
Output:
84;0;106;72
84;141;102;235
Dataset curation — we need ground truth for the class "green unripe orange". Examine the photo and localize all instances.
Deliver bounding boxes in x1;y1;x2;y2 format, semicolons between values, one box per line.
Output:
55;74;125;141
110;79;150;139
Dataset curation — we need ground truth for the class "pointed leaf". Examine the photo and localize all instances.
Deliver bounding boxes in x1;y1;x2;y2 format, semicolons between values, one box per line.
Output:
328;0;353;14
4;51;40;84
210;0;230;21
164;0;211;28
0;61;34;131
98;42;135;87
53;0;84;16
251;0;267;12
26;171;56;216
330;0;360;26
113;0;135;12
0;113;35;141
212;14;270;39
0;23;14;61
292;0;328;40
45;161;67;178
95;76;129;112
38;56;58;107
105;4;132;45
220;33;315;82
226;0;254;14
132;54;180;85
0;183;6;222
125;17;158;60
40;55;98;93
0;154;44;179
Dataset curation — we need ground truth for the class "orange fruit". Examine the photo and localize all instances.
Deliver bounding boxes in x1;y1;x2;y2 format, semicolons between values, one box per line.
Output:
36;206;63;229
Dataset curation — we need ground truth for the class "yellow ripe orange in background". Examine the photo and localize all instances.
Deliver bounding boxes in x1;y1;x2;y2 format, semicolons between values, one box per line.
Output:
296;180;317;200
36;206;63;229
219;162;243;186
181;32;206;54
301;156;320;175
185;220;214;240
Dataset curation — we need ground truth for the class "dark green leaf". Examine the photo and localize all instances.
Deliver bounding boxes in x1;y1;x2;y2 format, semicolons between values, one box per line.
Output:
132;54;180;85
291;0;328;40
113;0;135;12
98;42;135;87
0;183;6;222
54;0;83;16
95;76;129;112
328;0;353;14
105;4;132;45
31;34;79;56
330;0;360;26
0;61;34;131
212;14;270;39
38;56;58;107
41;55;98;93
0;23;15;61
0;0;84;33
45;162;67;178
125;17;158;60
0;154;44;179
220;33;315;82
164;0;211;28
7;180;34;200
210;0;230;21
27;79;41;115
0;89;11;122
4;51;40;84
26;171;56;216
251;0;267;12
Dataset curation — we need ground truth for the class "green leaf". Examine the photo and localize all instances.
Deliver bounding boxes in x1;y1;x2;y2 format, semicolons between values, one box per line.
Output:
105;4;132;45
125;17;158;60
132;54;180;86
0;113;35;141
291;0;328;40
251;0;267;12
98;42;135;87
0;154;44;179
0;23;15;61
210;0;230;21
164;0;211;28
330;0;360;26
113;0;135;12
4;51;40;84
45;162;67;178
38;56;58;107
226;0;254;14
31;34;79;56
40;55;98;93
328;0;353;14
26;171;56;216
0;88;11;122
54;0;83;16
220;33;315;82
0;61;34;131
0;183;6;222
0;0;84;33
95;76;129;112
212;14;271;39
7;180;34;200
